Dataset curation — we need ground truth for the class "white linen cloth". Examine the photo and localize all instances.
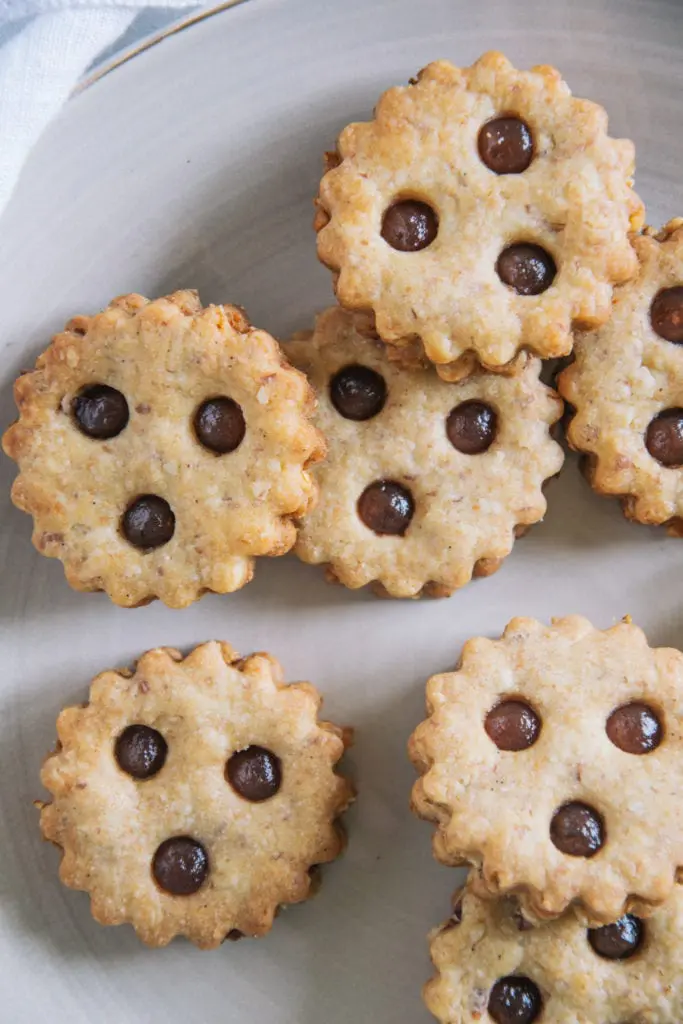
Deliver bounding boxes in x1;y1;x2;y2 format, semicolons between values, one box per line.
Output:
0;0;198;216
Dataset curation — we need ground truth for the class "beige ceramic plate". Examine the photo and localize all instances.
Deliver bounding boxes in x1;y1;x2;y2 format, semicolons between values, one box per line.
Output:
0;0;682;1020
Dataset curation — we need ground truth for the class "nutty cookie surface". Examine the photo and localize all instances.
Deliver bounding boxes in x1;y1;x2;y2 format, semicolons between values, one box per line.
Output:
285;307;563;598
2;291;324;608
40;642;353;948
560;220;683;535
409;616;683;922
316;52;643;380
425;884;683;1024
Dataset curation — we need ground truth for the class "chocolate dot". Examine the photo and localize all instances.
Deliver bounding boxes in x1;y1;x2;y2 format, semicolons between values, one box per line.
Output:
152;837;209;895
645;409;683;467
115;724;167;779
226;746;282;802
606;702;662;754
72;384;129;439
446;400;498;454
122;495;175;550
550;802;604;858
497;244;556;296
485;700;540;751
194;397;246;454
478;116;534;175
488;976;542;1024
588;914;644;960
357;480;414;536
330;365;387;421
651;287;683;343
381;200;438;252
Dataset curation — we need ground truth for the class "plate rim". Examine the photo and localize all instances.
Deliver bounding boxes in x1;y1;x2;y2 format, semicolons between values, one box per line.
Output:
75;0;251;95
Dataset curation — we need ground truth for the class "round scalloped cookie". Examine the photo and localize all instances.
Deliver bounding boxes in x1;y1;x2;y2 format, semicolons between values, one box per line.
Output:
410;615;683;923
316;52;643;380
285;306;563;598
560;220;683;535
425;884;683;1024
40;642;353;948
3;291;324;607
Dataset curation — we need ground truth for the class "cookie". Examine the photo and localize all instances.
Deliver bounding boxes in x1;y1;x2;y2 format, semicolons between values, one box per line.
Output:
316;52;643;380
285;307;563;598
425;884;683;1024
559;220;683;535
409;615;683;922
2;291;324;608
40;641;353;948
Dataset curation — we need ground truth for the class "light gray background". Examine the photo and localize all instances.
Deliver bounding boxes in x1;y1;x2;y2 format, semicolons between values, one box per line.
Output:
0;0;682;1020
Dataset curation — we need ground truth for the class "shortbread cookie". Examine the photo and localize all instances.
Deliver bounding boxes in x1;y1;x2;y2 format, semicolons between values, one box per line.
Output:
2;291;324;607
409;615;683;922
285;307;563;598
560;220;683;535
40;642;353;948
316;52;643;380
425;884;683;1024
